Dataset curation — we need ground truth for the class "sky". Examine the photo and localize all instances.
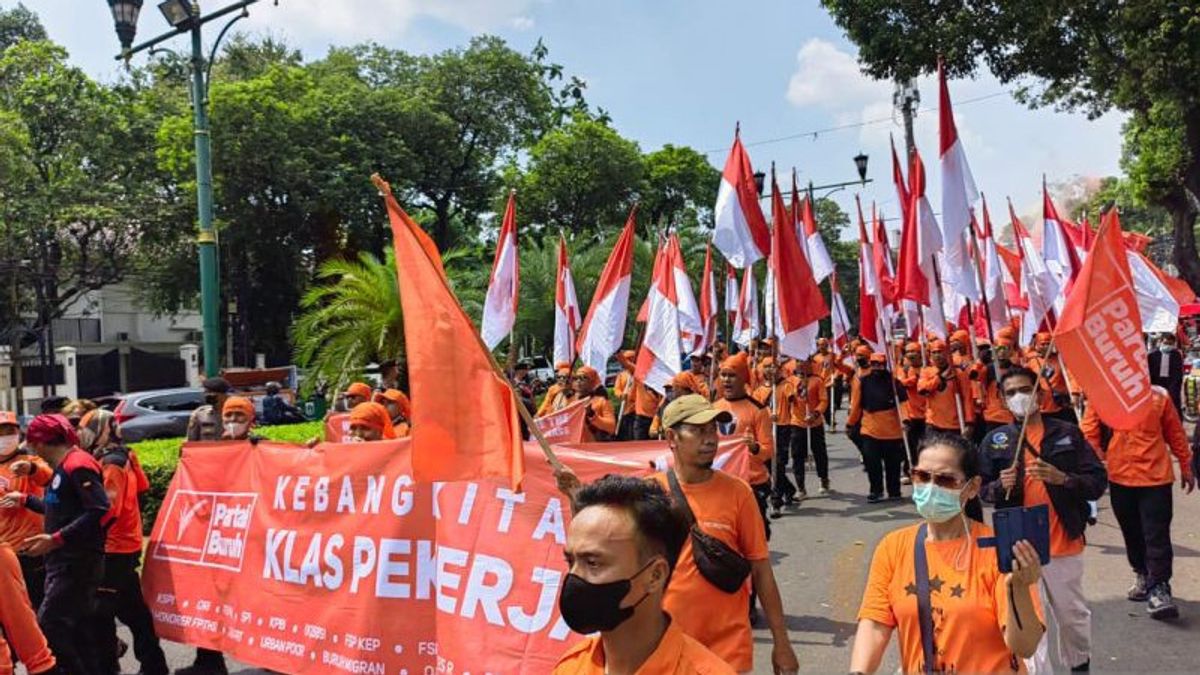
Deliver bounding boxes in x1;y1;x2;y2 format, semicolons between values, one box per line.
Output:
19;0;1125;242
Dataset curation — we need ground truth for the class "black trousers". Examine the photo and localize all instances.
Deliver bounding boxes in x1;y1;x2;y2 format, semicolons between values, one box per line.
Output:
792;425;828;491
631;414;653;441
862;436;905;498
616;412;636;440
903;419;925;469
771;426;797;499
751;482;772;541
18;553;45;612
39;550;104;675
1110;482;1174;588
95;552;168;675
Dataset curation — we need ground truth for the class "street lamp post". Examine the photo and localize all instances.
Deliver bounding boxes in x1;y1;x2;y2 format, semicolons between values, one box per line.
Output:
105;0;274;378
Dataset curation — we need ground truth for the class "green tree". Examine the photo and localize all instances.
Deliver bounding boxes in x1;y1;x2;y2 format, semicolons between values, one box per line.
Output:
820;0;1200;292
641;145;721;230
0;2;44;51
512;114;645;240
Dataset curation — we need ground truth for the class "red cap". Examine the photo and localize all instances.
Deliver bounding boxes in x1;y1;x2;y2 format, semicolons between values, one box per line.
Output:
25;414;77;447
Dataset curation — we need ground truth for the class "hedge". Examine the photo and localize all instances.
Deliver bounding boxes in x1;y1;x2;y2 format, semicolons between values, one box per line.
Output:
130;421;324;533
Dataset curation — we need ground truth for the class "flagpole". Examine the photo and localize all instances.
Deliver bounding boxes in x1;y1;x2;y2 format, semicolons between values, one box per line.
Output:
1004;330;1064;501
875;302;913;463
930;251;969;435
371;173;564;474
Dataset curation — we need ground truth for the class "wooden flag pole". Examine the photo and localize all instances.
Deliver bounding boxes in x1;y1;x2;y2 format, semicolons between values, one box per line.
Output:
1003;331;1063;501
372;174;563;473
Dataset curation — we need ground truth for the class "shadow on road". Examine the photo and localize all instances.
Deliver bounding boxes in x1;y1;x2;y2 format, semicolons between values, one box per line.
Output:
753;613;857;648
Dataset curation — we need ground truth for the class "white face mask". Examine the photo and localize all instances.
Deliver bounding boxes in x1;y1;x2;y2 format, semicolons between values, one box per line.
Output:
1160;345;1175;353
0;435;18;458
1006;392;1036;418
223;422;249;439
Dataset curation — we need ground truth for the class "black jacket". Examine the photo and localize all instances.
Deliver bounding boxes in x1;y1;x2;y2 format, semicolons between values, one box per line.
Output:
1148;349;1184;412
978;418;1107;541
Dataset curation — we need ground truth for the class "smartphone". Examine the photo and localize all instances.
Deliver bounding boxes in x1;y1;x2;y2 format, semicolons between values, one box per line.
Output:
988;504;1052;573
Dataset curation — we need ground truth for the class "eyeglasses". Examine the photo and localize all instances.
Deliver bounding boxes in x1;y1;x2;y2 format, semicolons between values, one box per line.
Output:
910;469;966;489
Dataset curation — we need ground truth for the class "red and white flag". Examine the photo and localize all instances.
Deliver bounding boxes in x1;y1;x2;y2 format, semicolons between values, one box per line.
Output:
724;263;740;327
480;192;520;349
978;196;1010;335
733;264;760;348
996;242;1028;312
891;135;911;208
668;234;704;342
899;150;948;337
553;234;582;365
1042;181;1083;309
938;61;980;303
713;126;771;268
635;236;683;394
1128;249;1181;333
693;243;719;356
1055;209;1152;429
577;207;637;372
857;198;885;351
770;170;828;359
794;175;834;283
1010;199;1060;343
830;269;852;350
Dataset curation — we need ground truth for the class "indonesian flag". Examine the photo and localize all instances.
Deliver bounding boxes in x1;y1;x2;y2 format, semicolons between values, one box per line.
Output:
978;196;1010;334
578;207;637;373
830;269;852;350
668;234;704;341
872;206;898;307
996;243;1028;312
713;126;771;268
897;150;941;306
857;198;884;351
725;263;740;326
891;138;923;338
769;170;828;359
553;234;582;365
635;234;683;394
891;134;911;208
733;264;760;348
376;175;523;489
938;61;980;302
763;265;777;340
693;243;718;356
636;241;666;324
794;176;834;283
1128;249;1181;333
480;192;520;350
1055;209;1152;430
1010;200;1060;344
1043;181;1084;310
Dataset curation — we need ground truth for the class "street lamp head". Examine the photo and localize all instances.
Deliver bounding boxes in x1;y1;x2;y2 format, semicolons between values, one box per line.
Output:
752;170;766;197
854;152;869;184
107;0;144;51
158;0;198;27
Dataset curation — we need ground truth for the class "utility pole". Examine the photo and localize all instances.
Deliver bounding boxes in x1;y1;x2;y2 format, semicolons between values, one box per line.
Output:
893;78;920;159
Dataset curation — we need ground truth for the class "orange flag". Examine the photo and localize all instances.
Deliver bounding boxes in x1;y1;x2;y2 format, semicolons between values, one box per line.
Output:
1055;209;1152;430
374;175;525;489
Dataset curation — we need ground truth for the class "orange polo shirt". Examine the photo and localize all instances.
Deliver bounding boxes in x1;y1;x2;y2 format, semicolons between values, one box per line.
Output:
0;451;52;549
752;378;796;425
859;521;1042;674
1081;387;1192;486
553;615;735;675
100;452;144;555
918;366;976;429
676;371;711;400
537;384;566;417
714;396;774;485
582;395;617;442
1026;354;1072;414
790;375;828;429
652;471;767;672
979;374;1016;426
896;365;927;421
1021;420;1085;558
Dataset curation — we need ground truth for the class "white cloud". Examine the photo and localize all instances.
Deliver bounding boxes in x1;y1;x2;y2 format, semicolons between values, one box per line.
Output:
785;38;890;110
509;16;536;31
246;0;542;43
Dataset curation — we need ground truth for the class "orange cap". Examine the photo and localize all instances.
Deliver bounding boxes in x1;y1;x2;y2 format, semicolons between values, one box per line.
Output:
1035;332;1051;345
904;342;921;354
554;362;572;374
0;411;17;427
374;389;412;418
344;382;373;400
951;330;969;344
928;339;946;352
670;372;695;393
222;396;255;421
996;336;1015;348
869;352;887;364
720;352;751;382
997;325;1016;341
574;366;601;392
348;401;397;439
854;345;871;358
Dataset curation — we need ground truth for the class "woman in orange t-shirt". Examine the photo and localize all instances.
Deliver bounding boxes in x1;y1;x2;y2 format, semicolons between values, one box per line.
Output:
850;433;1045;674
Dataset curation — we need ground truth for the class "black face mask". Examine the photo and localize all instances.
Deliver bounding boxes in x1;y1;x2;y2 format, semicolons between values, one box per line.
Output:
856;358;870;369
980;351;993;364
558;559;655;634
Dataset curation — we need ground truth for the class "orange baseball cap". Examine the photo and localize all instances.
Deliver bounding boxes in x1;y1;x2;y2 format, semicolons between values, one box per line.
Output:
904;342;921;354
928;339;946;352
344;382;373;399
222;396;255;421
854;345;871;358
0;411;17;427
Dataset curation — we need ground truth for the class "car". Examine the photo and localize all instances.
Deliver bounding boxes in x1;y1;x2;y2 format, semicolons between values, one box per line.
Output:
604;362;623;389
113;387;264;442
528;355;554;385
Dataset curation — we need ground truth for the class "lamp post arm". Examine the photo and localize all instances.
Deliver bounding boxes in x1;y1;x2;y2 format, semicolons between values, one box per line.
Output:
113;0;262;61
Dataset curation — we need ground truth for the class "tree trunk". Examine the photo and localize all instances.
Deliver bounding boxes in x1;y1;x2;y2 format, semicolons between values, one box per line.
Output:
1173;114;1200;297
434;199;452;252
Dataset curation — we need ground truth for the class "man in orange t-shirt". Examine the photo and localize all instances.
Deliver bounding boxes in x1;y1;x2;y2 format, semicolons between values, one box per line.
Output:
752;358;797;507
0;410;52;611
1082;386;1194;621
657;395;797;673
848;354;907;502
789;358;830;498
1026;333;1077;425
553;474;733;675
896;343;927;474
978;367;1108;671
714;353;774;537
918;339;975;437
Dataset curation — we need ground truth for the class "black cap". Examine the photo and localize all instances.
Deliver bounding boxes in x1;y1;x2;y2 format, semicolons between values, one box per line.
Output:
202;377;233;394
40;396;69;414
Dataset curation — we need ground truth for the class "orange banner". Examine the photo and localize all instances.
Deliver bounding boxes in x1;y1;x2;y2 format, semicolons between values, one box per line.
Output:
323;412;352;443
532;398;589;443
141;438;749;673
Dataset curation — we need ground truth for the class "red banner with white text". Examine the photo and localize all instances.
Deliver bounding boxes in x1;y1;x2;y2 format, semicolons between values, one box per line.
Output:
532;397;589;443
141;438;749;673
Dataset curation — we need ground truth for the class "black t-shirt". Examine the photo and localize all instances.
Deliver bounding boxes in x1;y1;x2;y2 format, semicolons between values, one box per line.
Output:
25;448;111;554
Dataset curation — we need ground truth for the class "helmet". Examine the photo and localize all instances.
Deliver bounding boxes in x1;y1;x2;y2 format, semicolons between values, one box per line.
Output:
265;381;281;395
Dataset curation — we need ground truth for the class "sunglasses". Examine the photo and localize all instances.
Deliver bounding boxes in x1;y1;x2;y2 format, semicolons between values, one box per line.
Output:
910;469;966;489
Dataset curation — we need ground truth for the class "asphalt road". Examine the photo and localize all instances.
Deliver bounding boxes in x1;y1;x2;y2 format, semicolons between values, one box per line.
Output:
96;426;1199;674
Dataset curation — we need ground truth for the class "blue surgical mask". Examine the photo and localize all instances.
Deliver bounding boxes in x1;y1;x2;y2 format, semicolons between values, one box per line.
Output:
912;482;964;523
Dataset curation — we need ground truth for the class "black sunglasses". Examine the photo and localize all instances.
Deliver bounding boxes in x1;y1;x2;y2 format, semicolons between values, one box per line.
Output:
910;469;966;489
